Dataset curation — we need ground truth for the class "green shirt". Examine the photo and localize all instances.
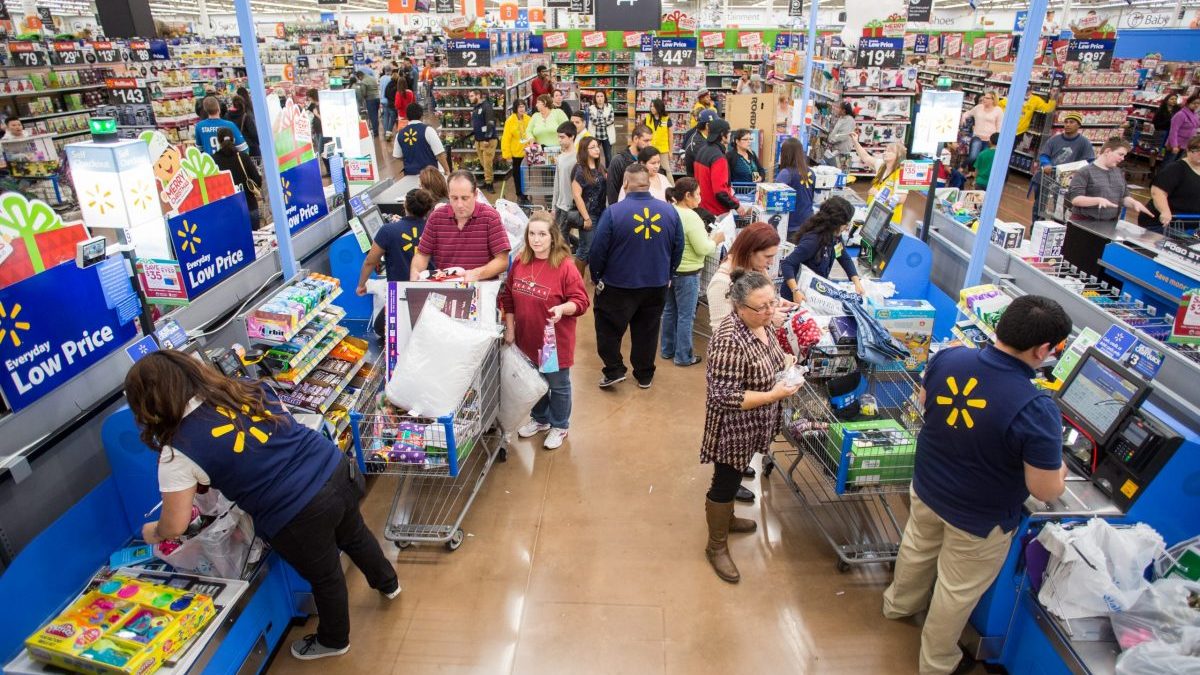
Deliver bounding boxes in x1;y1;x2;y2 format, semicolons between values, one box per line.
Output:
974;147;996;187
676;205;716;273
524;109;568;147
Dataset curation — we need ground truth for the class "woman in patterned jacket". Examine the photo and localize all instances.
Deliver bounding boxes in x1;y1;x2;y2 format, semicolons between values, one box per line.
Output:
700;270;800;583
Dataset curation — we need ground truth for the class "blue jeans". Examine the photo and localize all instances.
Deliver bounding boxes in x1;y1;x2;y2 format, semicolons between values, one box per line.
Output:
531;368;572;429
575;223;596;261
967;137;986;167
381;105;397;135
365;98;380;137
660;273;700;364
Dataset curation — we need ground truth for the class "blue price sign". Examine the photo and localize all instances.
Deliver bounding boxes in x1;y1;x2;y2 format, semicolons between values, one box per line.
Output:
1067;39;1114;69
0;261;139;411
281;159;329;235
856;37;903;67
1014;10;1029;32
447;39;491;67
168;192;256;298
652;37;697;67
914;34;930;54
530;35;544;53
125;335;159;364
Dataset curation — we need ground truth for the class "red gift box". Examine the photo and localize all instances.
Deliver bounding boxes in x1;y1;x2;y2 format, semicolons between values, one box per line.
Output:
0;224;88;289
177;173;235;215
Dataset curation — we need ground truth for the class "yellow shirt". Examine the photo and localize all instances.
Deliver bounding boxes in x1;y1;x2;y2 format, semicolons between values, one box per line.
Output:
690;102;717;128
870;168;904;224
999;94;1057;135
645;113;671;154
501;113;530;159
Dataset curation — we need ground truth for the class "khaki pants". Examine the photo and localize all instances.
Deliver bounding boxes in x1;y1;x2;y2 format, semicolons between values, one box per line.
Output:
883;490;1013;675
476;139;497;183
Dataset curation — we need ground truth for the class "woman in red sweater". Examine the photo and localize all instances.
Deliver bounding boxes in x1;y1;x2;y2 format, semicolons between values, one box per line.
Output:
393;75;416;128
500;212;590;450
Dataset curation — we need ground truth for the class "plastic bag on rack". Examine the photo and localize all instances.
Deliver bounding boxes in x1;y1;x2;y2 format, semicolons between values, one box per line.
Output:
1110;578;1200;650
498;344;549;435
385;299;496;417
494;198;530;251
1115;627;1200;675
154;490;255;579
1037;518;1166;620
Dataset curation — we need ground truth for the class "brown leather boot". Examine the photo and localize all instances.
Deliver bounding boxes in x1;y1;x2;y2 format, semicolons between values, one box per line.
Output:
705;499;740;583
729;512;757;533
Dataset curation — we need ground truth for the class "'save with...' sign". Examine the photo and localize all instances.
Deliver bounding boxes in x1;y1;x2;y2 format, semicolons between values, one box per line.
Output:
653;37;697;67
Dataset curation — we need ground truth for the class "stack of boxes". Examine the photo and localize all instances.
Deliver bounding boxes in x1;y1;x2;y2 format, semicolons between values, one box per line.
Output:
823;419;917;488
246;273;341;342
959;284;1013;331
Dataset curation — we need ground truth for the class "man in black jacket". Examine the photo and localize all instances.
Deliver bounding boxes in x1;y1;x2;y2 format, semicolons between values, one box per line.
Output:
469;90;498;191
606;125;653;204
683;109;718;177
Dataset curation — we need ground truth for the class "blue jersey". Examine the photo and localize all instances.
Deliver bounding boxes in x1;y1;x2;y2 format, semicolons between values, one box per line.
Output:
194;118;248;155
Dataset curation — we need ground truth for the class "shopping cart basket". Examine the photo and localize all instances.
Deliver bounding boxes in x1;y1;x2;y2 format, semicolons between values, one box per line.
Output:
693;240;795;341
349;340;505;551
1163;214;1200;243
521;147;561;211
1036;176;1071;224
765;366;923;572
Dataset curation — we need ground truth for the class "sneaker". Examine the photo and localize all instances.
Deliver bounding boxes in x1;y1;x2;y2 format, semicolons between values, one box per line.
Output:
518;420;550;438
599;374;626;388
637;378;653;389
291;634;349;661
544;428;568;450
675;356;701;367
381;582;402;600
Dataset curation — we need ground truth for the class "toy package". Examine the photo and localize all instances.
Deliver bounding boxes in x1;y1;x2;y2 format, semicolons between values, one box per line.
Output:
868;298;936;371
24;574;216;675
823;419;916;487
755;182;797;212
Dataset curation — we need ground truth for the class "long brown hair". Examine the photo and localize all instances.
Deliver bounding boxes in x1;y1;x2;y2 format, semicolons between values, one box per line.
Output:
518;211;571;266
778;137;809;178
419;166;448;201
576;136;606;185
728;221;780;271
874;142;907;187
124;350;282;453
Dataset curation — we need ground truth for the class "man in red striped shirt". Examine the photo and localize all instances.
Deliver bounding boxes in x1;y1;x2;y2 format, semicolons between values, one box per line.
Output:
410;171;511;282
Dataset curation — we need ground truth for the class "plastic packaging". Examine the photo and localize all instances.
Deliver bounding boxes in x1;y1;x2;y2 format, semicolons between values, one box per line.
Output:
385;301;496;417
154;490;254;579
1115;627;1200;674
1110;578;1200;649
1037;518;1166;620
776;363;808;388
498;344;549;434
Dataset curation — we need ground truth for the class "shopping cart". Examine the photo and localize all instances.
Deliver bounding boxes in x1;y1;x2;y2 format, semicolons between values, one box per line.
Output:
765;366;923;572
1036;175;1071;224
1162;214;1200;243
692;240;794;341
521;147;561;211
348;340;505;551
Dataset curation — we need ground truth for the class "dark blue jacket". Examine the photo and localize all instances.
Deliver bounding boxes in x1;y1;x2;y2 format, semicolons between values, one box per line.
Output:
399;121;438;176
471;100;497;141
589;192;684;289
780;230;857;302
776;167;815;233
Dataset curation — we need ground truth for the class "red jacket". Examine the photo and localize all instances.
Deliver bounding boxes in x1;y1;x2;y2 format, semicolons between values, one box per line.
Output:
694;141;740;216
530;76;554;105
394;89;415;119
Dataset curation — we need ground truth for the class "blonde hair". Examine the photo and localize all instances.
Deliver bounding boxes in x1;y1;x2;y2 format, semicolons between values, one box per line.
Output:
875;142;907;187
519;211;572;267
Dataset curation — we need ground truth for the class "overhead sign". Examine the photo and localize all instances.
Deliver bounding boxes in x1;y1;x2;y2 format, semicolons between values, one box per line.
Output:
787;0;802;18
913;33;929;54
738;31;762;48
281;159;329;234
700;31;725;48
447;38;491;67
168;193;255;298
912;89;965;156
594;0;661;31
652;37;697;67
0;260;139;412
543;31;568;49
581;31;607;48
1014;10;1029;32
856;37;903;67
1067;39;1114;70
907;0;932;23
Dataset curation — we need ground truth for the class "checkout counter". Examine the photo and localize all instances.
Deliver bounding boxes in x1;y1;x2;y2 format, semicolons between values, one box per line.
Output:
923;204;1200;674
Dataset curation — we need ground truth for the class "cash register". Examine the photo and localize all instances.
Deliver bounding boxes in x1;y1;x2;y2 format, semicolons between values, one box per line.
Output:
856;201;933;298
1055;348;1183;511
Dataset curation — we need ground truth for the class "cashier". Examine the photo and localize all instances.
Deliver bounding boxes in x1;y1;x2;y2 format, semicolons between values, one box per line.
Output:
780;196;865;302
882;295;1072;675
1067;138;1153;225
124;351;400;662
1139;134;1200;232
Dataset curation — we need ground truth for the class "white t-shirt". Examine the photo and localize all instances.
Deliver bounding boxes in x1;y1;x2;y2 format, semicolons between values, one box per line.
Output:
424;126;445;156
158;398;212;493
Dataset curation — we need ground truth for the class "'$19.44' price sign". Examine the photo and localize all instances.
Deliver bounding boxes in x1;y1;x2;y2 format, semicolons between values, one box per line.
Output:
653;37;697;67
856;37;904;68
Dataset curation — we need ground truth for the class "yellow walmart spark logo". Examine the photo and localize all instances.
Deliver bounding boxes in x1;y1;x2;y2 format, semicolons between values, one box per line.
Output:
281;176;293;203
401;225;419;252
0;301;30;348
85;184;115;215
632;207;662;240
176;219;201;255
403;128;418;146
211;405;271;453
130;180;154;210
934;376;987;429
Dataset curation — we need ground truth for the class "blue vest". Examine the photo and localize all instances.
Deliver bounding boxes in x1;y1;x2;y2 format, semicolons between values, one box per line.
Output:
912;346;1048;537
170;386;341;538
400;122;437;176
596;193;683;288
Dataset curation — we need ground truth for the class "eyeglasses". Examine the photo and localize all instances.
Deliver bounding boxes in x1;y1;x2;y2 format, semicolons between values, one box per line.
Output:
741;299;781;314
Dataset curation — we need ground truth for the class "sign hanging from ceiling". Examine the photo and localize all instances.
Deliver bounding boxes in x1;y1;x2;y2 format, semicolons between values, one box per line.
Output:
652;37;696;67
317;0;348;5
856;37;903;67
594;0;661;31
1067;39;1114;70
907;0;932;23
787;0;802;18
447;38;491;67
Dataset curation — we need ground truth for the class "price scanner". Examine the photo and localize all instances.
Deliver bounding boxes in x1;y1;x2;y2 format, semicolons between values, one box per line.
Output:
1055;348;1183;511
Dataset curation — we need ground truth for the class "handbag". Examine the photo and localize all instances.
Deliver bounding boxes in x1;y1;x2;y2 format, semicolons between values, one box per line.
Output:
235;152;263;202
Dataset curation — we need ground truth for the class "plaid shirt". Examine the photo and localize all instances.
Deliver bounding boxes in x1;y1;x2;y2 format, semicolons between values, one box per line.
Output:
588;104;614;142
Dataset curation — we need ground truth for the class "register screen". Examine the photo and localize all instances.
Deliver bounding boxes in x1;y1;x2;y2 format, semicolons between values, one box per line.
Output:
1060;356;1140;438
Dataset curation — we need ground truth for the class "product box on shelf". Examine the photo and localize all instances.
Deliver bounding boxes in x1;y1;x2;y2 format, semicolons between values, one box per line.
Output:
822;419;916;486
1169;287;1200;345
868;297;936;371
24;574;216;675
1030;220;1066;258
990;221;1025;250
755;182;797;212
811;165;846;190
247;273;341;341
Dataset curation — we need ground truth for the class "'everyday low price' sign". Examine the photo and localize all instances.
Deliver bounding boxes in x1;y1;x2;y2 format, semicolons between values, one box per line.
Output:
281;159;329;234
168;192;255;298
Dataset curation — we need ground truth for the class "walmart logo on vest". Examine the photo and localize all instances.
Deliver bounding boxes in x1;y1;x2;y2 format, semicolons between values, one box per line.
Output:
633;207;662;240
403;128;419;146
402;224;419;252
211;405;272;453
934;376;988;429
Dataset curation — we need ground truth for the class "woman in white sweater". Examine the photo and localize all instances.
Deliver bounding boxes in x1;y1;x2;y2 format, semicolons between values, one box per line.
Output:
705;222;783;332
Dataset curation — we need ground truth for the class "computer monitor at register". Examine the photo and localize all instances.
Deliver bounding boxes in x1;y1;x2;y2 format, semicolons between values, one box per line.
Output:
860;201;894;251
1055;348;1150;447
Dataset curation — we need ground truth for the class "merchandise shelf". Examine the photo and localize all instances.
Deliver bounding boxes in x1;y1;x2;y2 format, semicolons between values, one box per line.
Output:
248;286;344;344
261;306;347;372
274;326;350;388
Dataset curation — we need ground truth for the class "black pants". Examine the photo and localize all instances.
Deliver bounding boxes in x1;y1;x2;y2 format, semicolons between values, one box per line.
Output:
707;462;742;503
593;284;668;382
267;458;397;649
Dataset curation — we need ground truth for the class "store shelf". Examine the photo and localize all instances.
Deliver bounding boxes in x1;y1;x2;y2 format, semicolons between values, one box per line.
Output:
0;62;111;72
1012;149;1034;158
250;287;344;344
274;326;350;388
435;85;509;90
260;307;347;372
956;302;1000;342
3;83;105;97
1063;85;1131;91
156;114;199;127
558;60;635;65
314;358;367;414
1056;104;1130;110
809;88;840;101
50;129;90;140
843;90;917;97
19;107;96;122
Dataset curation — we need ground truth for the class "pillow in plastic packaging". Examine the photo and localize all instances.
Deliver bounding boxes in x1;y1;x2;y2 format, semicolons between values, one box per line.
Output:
498;344;549;435
1115;626;1200;675
385;303;495;417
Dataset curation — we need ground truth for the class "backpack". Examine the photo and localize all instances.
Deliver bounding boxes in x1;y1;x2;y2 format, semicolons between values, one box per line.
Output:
383;78;398;108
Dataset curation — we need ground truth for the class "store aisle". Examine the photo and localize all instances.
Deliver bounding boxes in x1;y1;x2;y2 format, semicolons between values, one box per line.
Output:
273;308;985;675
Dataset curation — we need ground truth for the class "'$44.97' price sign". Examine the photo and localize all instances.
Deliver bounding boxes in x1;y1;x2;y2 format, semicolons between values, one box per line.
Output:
856;37;904;68
653;37;697;67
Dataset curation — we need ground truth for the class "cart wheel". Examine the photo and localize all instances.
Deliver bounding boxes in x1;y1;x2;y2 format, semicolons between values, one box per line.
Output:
497;446;508;463
836;560;851;573
446;528;465;551
396;541;412;550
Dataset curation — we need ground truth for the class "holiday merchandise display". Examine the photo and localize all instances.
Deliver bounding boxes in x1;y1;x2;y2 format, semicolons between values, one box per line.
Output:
557;50;634;116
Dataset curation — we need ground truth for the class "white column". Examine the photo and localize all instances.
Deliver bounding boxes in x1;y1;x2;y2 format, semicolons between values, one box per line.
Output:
198;0;211;36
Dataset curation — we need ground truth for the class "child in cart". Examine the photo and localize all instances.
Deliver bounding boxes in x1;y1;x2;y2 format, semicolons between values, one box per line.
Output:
500;212;590;450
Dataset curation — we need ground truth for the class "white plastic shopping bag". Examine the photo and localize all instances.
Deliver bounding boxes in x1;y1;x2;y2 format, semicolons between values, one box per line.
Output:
386;299;496;417
1115;627;1200;675
498;344;549;434
1037;518;1166;620
153;489;255;579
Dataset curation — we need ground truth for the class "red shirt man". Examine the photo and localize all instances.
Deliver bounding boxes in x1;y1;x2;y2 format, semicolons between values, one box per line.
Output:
530;65;554;105
412;171;511;281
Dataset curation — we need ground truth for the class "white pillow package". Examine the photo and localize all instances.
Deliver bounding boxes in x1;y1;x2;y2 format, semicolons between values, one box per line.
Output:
385;302;496;417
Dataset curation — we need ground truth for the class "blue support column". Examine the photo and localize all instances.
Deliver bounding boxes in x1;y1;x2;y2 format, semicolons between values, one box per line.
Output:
964;0;1048;288
798;0;819;151
234;0;300;281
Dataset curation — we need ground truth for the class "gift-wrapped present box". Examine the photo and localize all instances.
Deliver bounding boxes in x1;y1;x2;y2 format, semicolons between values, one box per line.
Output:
0;192;88;289
177;147;236;215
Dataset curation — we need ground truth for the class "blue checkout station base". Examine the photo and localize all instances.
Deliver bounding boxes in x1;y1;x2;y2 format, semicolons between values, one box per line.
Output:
0;407;312;672
329;232;374;321
1100;242;1198;318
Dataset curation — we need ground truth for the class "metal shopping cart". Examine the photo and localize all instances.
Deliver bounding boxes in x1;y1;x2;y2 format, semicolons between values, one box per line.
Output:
1036;175;1072;224
348;340;505;551
521;147;561;211
692;239;794;341
1162;214;1200;243
764;366;923;572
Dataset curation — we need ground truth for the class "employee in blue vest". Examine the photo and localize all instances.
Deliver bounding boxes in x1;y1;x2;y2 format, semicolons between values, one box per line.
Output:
124;351;399;662
397;102;450;178
882;295;1071;675
589;163;684;389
